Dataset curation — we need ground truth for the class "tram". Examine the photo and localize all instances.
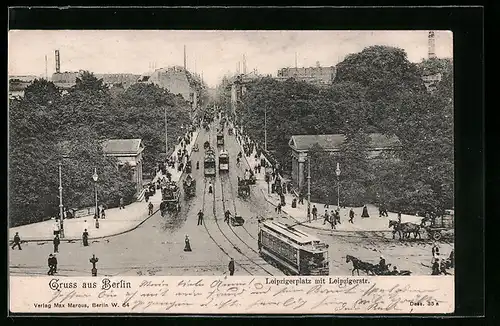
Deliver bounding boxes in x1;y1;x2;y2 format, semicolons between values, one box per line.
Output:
218;150;229;172
257;220;329;276
217;133;224;147
204;148;216;177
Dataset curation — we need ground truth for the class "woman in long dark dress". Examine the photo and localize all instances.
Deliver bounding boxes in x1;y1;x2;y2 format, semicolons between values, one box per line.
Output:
184;235;192;252
361;205;370;218
82;229;89;246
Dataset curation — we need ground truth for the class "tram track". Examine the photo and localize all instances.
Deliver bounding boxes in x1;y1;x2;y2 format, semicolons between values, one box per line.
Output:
200;122;270;276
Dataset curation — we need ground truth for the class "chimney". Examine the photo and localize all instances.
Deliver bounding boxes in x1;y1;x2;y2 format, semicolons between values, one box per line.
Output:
55;50;60;73
243;54;247;74
428;31;436;59
184;45;187;70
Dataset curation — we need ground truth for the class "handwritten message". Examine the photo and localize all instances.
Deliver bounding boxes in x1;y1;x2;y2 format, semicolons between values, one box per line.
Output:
10;276;454;314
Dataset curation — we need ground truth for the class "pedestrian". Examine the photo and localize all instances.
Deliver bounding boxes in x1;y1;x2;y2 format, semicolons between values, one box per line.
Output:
298;193;304;205
276;202;282;214
82;229;89;246
228;258;235;276
120;197;125;210
431;258;441;275
148;202;154;215
335;209;341;224
101;207;106;219
349;208;355;223
208;182;213;194
292;198;297;208
197;210;204;226
312;205;318;220
397;212;402;224
361;205;370;218
224;210;232;225
184;235;192;252
11;232;22;250
145;190;150;202
48;254;57;275
53;219;60;237
323;210;330;225
53;235;60;253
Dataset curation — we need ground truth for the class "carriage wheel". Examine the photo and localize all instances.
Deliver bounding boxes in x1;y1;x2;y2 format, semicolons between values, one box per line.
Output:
432;231;442;241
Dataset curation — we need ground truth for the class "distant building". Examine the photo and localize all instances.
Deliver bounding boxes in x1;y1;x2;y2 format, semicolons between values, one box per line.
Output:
288;133;401;189
142;66;203;113
51;71;140;89
57;138;145;194
9;75;38;99
276;65;336;85
422;72;442;93
101;139;145;193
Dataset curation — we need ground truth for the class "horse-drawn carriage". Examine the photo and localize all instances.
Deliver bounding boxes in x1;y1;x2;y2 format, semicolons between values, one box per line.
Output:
421;210;454;241
183;175;196;199
230;215;245;227
160;182;181;216
238;179;250;198
389;209;454;241
204;141;210;150
346;255;412;276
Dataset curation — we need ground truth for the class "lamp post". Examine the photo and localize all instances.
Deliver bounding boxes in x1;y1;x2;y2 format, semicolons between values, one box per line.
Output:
58;162;65;238
307;157;311;223
335;163;341;210
92;168;99;228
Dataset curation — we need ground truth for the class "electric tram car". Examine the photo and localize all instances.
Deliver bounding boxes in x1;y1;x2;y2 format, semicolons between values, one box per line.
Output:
257;220;329;276
204;148;216;177
218;150;229;172
217;133;224;147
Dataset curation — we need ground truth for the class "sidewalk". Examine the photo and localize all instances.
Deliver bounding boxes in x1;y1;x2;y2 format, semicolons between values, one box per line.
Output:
236;134;423;232
10;130;200;242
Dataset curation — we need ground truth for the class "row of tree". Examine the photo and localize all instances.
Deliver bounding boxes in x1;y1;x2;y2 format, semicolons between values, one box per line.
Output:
9;72;198;226
225;46;453;215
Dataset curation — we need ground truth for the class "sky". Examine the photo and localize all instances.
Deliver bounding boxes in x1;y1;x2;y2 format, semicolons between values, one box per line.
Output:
8;30;452;88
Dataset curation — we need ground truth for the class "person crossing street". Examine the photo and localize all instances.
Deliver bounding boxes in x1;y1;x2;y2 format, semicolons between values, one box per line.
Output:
11;232;22;250
224;210;232;225
148;202;154;215
197;210;204;226
53;235;60;253
349;208;355;223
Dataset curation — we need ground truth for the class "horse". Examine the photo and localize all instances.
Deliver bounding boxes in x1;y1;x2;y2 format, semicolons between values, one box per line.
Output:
388;220;422;240
388;220;404;240
345;255;377;276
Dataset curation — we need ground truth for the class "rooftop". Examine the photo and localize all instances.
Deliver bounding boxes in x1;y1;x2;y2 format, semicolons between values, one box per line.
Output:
289;133;401;151
262;220;321;244
101;139;144;155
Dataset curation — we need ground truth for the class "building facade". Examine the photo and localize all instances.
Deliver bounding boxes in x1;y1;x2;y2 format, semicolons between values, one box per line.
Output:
422;72;442;93
276;65;336;85
51;72;140;89
101;139;145;193
289;134;401;189
145;66;203;112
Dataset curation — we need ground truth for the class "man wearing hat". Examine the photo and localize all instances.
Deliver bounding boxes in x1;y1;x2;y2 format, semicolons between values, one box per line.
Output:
378;255;388;274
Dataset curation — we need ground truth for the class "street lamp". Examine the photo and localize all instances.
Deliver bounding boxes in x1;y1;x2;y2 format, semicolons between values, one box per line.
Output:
335;163;341;209
92;168;99;228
